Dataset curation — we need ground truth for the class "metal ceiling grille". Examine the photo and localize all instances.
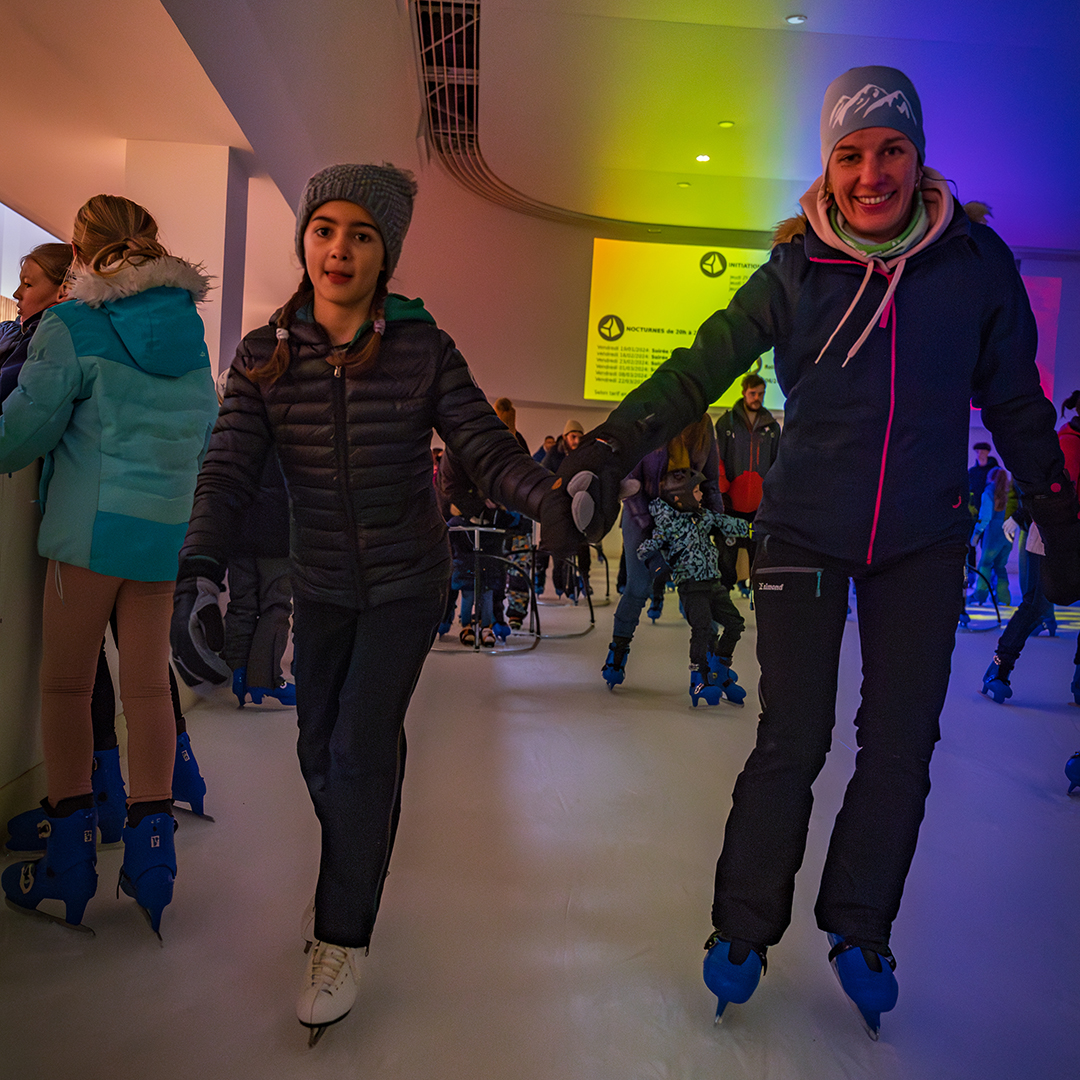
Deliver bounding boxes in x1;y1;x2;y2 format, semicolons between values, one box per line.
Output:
409;0;769;246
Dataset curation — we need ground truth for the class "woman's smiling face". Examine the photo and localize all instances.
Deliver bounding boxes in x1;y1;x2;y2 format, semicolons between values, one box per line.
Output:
827;127;920;243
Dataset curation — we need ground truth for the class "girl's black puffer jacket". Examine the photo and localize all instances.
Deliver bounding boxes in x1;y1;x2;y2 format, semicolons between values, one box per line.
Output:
180;300;552;610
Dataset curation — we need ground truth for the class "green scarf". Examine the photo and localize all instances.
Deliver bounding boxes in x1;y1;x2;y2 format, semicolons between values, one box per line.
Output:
830;191;928;258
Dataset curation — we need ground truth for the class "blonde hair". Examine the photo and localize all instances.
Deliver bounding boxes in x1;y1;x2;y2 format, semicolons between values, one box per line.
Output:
72;194;169;277
21;243;73;288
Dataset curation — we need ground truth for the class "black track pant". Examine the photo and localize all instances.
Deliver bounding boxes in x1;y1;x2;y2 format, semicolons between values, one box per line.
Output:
712;535;966;946
293;590;445;949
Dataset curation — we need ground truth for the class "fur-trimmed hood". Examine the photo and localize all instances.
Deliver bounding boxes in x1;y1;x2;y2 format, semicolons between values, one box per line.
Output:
61;255;211;378
66;255;211;308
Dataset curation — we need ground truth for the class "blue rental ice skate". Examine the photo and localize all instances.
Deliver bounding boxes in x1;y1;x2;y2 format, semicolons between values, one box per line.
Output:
172;731;211;819
826;934;898;1041
705;653;747;705
492;621;512;642
690;668;722;707
2;806;98;932
703;931;766;1023
602;638;631;689
119;811;177;939
647;594;664;622
6;747;126;854
980;657;1013;704
1066;751;1080;794
1028;614;1056;637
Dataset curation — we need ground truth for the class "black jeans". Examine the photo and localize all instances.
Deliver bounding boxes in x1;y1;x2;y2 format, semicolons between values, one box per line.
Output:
293;590;445;949
677;579;744;666
712;535;966;946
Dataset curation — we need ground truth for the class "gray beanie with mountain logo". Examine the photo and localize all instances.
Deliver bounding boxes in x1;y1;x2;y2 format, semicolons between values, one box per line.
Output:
819;66;925;169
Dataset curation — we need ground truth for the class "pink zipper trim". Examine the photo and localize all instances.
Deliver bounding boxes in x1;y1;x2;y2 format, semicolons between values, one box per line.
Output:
865;296;897;565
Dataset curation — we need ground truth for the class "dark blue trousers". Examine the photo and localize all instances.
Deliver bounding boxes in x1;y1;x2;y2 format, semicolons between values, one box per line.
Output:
712;535;966;946
293;591;445;948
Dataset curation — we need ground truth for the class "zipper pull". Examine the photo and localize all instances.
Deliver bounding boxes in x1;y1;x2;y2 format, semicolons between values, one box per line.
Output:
334;364;342;379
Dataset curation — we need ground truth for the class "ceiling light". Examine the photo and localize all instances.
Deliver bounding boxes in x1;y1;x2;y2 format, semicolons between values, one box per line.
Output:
786;14;807;24
696;154;710;162
677;182;691;188
717;120;735;129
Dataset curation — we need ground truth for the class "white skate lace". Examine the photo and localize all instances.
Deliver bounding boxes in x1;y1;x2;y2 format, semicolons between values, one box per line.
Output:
308;941;352;992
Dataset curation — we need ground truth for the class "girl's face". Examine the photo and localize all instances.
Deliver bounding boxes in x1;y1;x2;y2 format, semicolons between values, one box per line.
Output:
303;200;386;322
14;258;64;323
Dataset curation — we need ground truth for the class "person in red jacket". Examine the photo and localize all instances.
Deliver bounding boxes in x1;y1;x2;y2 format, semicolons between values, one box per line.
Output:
714;372;781;594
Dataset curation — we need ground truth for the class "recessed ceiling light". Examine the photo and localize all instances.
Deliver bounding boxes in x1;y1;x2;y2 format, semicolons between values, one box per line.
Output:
677;182;691;188
717;120;735;129
786;14;807;24
696;154;710;162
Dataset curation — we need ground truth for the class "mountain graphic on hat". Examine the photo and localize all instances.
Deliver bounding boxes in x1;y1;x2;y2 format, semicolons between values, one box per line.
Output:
830;84;917;130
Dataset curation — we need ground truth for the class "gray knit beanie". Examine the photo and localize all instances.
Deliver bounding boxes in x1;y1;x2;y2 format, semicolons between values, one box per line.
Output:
820;66;925;169
295;163;417;278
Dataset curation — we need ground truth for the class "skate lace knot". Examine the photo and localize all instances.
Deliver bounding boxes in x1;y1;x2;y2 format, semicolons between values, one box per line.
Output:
308;942;351;990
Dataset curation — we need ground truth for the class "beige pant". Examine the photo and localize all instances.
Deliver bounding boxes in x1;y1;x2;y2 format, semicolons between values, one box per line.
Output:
41;562;174;805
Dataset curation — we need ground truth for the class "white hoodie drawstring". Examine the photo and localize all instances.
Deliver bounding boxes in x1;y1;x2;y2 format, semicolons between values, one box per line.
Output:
813;259;876;365
814;256;908;367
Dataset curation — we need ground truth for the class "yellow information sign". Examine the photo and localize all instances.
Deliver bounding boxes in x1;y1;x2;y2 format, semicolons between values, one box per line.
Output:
584;238;780;408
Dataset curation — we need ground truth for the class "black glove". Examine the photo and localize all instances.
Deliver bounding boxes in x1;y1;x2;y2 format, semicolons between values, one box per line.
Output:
643;549;671;579
1026;478;1080;606
171;558;230;687
537;480;582;561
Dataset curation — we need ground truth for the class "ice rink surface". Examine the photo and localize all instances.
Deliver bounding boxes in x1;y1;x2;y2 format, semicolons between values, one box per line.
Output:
2;587;1078;1080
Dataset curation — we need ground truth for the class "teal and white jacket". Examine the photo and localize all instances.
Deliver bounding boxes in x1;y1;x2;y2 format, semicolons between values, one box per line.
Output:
0;256;219;581
637;497;750;586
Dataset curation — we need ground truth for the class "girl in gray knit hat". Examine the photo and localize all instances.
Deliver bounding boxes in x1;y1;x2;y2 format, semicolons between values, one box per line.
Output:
171;163;561;1045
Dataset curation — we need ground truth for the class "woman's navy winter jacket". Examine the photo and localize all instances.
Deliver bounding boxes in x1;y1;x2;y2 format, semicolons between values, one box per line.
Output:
599;190;1061;567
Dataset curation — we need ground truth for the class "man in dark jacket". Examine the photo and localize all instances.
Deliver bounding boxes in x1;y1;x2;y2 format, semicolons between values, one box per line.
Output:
715;372;781;592
544;65;1080;1038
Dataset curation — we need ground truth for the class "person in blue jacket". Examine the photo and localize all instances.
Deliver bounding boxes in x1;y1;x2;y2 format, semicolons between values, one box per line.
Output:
0;194;218;937
544;66;1080;1038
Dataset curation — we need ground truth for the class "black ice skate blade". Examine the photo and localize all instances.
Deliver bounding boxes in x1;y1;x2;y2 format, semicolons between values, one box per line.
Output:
301;1011;350;1048
829;959;881;1041
173;803;215;823
4;896;95;935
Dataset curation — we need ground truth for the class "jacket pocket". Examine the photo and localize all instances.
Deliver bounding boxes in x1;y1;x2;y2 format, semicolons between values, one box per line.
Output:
753;566;824;599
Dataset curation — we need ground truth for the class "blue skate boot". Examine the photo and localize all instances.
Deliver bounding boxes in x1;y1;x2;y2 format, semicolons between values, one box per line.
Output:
1066;751;1080;794
6;747;126;855
826;934;898;1041
647;594;664;622
703;931;766;1023
172;731;210;818
602;637;631;690
4;800;51;857
91;746;127;845
981;656;1013;704
705;653;747;706
2;802;98;932
248;678;297;706
119;809;177;938
690;667;722;707
492;621;512;642
1028;614;1057;637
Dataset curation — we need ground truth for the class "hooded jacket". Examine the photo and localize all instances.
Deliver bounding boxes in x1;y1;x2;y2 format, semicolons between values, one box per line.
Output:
180;295;554;610
0;256;218;580
598;171;1062;567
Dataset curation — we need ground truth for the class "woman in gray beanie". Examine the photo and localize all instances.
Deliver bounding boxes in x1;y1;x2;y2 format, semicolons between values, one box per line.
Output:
545;66;1079;1038
170;164;560;1044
